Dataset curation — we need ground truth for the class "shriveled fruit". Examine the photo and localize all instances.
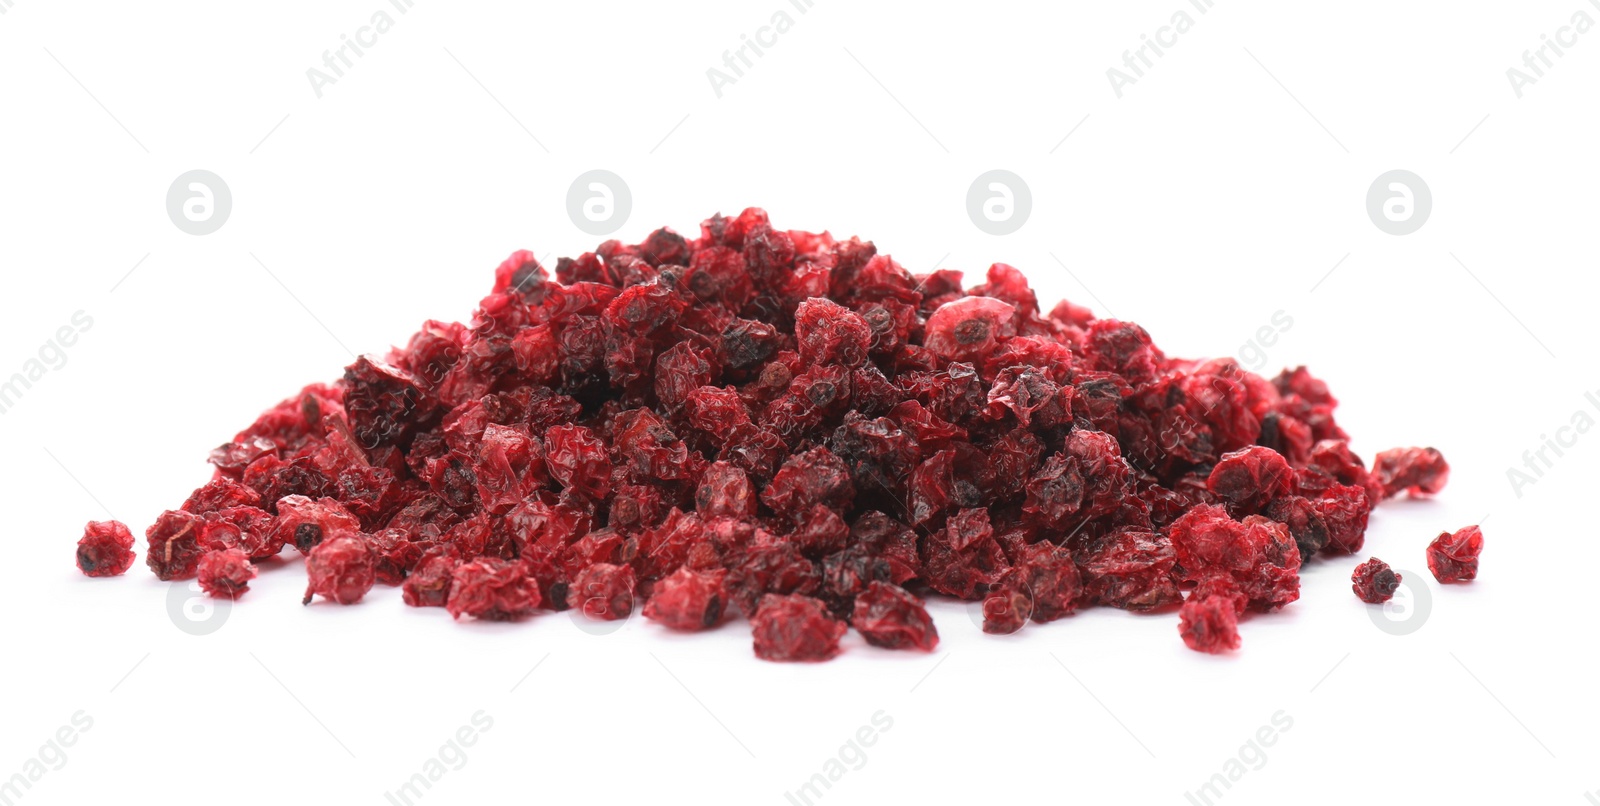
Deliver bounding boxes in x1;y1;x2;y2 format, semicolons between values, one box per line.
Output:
1427;526;1483;583
1351;557;1400;604
77;520;136;578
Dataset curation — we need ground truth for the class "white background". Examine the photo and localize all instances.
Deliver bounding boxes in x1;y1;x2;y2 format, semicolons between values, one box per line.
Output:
1;1;1596;803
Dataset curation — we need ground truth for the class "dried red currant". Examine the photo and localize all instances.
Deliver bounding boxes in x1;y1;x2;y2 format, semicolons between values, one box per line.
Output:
76;520;136;577
1372;447;1450;499
1351;557;1400;603
751;594;846;662
850;581;938;651
1427;526;1483;583
446;557;541;620
302;534;377;605
1178;594;1240;654
197;548;257;599
643;567;728;631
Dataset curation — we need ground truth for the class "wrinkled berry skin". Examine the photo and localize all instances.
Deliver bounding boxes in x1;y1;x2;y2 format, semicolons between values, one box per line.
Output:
751;594;846;662
851;581;938;651
1427;526;1483;583
197;548;257;599
1179;594;1240;654
403;553;459;608
570;563;636;621
145;510;206;581
446;558;541;620
643;568;727;631
303;535;377;605
1351;557;1400;604
1373;447;1450;499
77;520;136;577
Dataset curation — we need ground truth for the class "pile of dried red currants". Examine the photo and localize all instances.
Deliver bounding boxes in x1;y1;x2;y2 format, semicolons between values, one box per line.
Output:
75;209;1470;659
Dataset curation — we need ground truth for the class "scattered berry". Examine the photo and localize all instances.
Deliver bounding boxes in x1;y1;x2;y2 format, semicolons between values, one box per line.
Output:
1427;526;1483;583
1351;557;1400;603
76;520;136;578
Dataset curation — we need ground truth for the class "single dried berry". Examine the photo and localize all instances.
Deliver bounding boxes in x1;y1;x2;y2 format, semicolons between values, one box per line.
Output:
850;581;938;651
751;594;846;662
145;510;206;581
1351;557;1400;604
303;534;377;605
197;548;257;599
1427;525;1483;583
643;567;727;631
1178;594;1240;654
446;558;541;620
403;552;459;608
77;520;136;577
570;563;636;621
1372;447;1450;499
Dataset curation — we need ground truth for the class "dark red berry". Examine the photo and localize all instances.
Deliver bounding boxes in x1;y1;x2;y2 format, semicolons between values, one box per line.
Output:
1372;447;1450;499
751;594;845;662
446;558;541;620
1179;594;1240;654
643;568;728;631
76;520;136;578
1427;526;1483;583
1351;557;1400;603
851;581;938;651
197;548;256;599
303;534;377;605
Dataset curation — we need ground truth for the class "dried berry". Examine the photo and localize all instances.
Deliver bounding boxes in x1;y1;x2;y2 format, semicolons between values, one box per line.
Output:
403;552;459;608
1427;525;1483;583
76;520;136;577
850;581;938;651
643;568;727;631
446;558;541;620
570;563;636;621
1179;594;1240;654
1372;447;1450;499
751;594;846;662
1351;557;1400;603
145;510;206;581
303;534;377;605
197;548;256;599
